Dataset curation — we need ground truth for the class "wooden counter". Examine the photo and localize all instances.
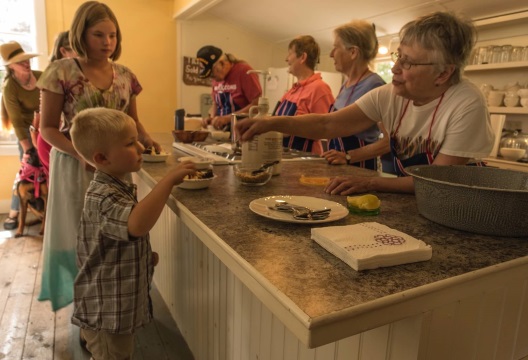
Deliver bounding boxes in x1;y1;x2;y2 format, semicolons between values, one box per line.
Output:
134;133;528;360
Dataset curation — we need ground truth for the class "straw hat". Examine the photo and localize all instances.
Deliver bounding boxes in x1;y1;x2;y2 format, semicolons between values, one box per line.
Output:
1;41;39;66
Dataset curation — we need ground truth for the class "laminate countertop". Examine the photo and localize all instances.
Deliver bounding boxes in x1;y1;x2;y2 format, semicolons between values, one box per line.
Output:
138;132;528;343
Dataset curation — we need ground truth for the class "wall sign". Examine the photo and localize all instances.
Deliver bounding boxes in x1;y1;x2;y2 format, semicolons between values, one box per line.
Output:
183;56;212;87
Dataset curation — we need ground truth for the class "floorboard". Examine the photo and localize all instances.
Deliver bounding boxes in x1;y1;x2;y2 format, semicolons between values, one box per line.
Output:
0;214;194;360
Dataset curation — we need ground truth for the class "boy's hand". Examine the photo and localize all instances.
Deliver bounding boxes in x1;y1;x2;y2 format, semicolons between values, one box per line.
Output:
170;161;197;185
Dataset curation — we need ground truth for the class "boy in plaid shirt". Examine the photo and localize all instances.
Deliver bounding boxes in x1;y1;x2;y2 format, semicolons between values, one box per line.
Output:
70;108;195;359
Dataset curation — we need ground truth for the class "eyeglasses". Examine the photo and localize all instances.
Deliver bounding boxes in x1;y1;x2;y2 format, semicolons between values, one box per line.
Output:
391;52;435;70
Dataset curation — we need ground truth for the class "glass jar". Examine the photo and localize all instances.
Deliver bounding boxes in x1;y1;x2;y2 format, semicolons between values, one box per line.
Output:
522;46;528;62
469;48;479;65
500;45;513;63
491;46;502;64
511;46;524;62
477;46;489;64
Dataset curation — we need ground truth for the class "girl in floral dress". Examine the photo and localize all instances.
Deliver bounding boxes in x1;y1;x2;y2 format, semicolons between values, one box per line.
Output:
37;1;160;311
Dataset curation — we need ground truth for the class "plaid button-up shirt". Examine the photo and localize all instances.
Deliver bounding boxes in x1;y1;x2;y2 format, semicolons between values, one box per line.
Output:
72;171;153;334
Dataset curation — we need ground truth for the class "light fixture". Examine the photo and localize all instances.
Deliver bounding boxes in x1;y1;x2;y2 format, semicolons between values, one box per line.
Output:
378;46;388;55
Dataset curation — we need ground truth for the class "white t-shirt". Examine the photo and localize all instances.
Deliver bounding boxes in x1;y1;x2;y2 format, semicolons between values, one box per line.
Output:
355;80;494;161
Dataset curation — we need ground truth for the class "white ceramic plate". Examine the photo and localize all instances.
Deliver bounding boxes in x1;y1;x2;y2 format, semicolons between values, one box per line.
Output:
249;195;348;224
178;174;217;190
143;152;169;163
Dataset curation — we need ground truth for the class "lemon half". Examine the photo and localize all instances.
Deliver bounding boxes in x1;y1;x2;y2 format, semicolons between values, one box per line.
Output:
347;194;381;215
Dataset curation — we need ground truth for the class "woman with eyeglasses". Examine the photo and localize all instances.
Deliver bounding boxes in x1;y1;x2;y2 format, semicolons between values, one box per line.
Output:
237;11;494;195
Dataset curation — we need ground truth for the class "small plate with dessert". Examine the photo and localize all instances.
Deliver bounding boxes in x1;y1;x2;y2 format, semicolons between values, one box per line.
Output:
143;147;169;162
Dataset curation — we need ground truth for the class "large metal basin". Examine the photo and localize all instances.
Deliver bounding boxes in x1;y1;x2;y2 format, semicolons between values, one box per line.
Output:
406;165;528;237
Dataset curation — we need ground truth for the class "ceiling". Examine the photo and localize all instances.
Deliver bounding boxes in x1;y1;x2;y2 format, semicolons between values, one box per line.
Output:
192;0;528;54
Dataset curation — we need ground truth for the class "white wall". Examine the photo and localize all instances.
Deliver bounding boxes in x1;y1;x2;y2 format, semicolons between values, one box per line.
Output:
270;41;337;73
177;14;341;116
177;13;275;115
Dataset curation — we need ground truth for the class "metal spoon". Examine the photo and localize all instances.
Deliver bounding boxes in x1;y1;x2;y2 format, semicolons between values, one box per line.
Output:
291;207;331;220
251;161;279;175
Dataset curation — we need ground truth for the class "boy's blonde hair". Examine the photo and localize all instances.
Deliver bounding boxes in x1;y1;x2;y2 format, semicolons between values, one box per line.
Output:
71;108;135;164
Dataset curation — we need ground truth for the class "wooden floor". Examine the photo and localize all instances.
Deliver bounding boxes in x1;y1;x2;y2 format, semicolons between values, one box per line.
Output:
0;213;194;360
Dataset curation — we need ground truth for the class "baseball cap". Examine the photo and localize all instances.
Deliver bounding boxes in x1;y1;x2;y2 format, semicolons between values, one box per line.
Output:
196;45;223;78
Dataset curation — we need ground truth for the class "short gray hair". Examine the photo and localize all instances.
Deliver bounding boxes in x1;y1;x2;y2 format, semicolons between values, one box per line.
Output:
399;11;476;84
334;20;378;64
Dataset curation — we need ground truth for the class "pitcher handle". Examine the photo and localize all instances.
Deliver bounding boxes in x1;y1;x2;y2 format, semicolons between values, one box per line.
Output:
248;105;259;118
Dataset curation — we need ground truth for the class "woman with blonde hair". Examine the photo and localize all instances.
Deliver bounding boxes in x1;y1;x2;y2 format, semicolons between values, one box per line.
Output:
323;20;389;171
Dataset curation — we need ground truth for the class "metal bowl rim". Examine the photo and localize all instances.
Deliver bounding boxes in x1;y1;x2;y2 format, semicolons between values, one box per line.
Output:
406;165;528;194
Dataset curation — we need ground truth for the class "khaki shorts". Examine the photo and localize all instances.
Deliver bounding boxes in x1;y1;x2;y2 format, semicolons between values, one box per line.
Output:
81;328;135;360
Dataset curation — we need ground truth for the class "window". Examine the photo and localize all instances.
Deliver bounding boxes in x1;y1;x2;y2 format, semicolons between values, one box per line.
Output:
374;59;394;85
0;0;47;140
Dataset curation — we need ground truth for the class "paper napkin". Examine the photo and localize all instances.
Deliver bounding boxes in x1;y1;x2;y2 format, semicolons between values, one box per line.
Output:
311;222;432;271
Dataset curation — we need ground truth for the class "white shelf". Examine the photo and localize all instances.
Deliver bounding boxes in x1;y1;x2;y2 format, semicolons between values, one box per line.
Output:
484;157;528;172
473;11;528;29
488;107;528;115
465;61;528;72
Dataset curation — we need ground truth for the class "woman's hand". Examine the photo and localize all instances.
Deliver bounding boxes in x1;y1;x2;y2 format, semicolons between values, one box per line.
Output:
236;117;271;142
322;149;346;165
141;135;162;153
211;115;230;130
324;175;373;195
201;116;211;127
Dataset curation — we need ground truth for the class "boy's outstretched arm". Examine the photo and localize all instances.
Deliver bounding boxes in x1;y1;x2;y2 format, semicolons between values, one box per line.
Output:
128;162;196;237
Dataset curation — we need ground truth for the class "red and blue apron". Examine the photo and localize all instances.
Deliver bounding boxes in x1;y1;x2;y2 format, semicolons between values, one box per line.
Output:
274;100;317;153
328;69;378;170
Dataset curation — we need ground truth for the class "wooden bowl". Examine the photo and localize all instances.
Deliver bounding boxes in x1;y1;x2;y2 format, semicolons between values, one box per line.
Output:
172;130;209;143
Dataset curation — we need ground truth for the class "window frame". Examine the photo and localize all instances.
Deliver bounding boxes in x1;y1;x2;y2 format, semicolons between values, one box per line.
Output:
0;0;47;138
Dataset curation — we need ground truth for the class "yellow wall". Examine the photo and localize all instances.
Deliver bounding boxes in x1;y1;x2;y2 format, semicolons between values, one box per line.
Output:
0;155;19;211
44;0;178;133
1;1;179;210
172;0;196;14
